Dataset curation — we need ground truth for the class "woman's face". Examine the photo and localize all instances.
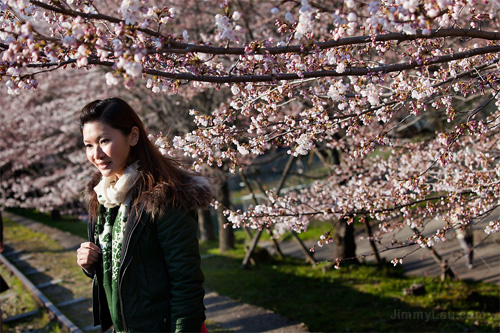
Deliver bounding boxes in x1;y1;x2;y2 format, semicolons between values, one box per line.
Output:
83;121;138;178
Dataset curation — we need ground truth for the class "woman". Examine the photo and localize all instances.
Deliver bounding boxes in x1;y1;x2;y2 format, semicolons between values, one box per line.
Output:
76;98;213;332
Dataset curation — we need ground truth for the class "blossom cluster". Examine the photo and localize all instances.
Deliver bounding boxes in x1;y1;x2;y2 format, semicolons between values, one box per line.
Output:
1;0;500;265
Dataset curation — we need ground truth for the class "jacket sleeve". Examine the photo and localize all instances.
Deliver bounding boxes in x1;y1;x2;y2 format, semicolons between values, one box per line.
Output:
155;208;205;333
82;267;95;278
81;218;96;279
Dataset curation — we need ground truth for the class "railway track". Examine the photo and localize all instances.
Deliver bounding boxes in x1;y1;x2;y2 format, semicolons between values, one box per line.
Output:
0;211;97;332
0;250;83;332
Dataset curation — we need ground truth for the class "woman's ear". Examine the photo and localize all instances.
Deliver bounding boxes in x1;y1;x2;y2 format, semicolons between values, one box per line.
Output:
130;126;140;146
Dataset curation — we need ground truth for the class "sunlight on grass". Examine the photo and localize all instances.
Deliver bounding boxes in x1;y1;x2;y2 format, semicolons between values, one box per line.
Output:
200;241;500;332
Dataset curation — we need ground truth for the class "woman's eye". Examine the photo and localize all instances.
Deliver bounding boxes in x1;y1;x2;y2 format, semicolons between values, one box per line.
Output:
100;139;109;144
85;144;92;148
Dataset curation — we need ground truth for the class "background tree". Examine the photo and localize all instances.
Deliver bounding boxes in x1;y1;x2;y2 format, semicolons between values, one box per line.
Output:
1;0;500;264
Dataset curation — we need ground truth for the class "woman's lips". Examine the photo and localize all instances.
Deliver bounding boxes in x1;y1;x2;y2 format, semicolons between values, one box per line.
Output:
97;161;111;169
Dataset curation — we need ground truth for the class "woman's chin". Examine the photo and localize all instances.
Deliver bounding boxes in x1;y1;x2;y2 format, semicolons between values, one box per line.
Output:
97;169;116;178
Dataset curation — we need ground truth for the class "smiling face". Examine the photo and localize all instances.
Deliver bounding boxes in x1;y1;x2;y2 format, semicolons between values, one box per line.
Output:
83;121;138;179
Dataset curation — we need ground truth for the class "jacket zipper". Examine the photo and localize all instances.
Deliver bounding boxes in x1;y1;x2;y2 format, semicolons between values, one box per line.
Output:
118;206;144;331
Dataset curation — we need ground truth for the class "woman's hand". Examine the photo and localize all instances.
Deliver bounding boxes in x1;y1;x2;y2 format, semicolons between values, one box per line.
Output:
77;242;101;269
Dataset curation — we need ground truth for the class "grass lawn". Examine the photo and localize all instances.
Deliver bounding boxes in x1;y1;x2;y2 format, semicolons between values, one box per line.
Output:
5;208;88;239
200;240;500;332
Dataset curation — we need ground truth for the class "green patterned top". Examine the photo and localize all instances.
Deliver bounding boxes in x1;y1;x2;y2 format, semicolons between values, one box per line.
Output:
95;202;129;332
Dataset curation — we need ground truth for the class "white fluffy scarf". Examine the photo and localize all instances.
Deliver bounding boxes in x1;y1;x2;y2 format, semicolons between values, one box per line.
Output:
93;161;140;208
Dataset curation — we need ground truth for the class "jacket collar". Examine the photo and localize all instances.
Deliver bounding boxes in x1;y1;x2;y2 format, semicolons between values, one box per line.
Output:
86;169;214;216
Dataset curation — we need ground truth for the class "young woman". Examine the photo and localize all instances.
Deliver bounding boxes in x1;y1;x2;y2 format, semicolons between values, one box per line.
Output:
76;97;213;332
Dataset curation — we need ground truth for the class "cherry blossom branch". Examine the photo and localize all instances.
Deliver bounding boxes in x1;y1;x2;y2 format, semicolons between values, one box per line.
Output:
414;95;499;177
316;242;420;265
467;93;498;122
243;191;475;221
147;45;500;82
157;28;500;55
23;2;500;56
29;0;163;38
433;61;500;89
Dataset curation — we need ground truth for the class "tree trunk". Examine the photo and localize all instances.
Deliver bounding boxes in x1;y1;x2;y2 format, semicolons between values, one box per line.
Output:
411;227;456;281
50;209;61;220
241;155;296;268
198;209;215;242
291;231;316;265
333;216;359;264
363;218;381;264
216;180;235;253
241;229;263;268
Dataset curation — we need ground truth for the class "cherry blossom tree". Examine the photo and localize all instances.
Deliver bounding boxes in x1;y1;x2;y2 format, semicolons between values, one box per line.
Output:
0;68;105;214
2;0;500;263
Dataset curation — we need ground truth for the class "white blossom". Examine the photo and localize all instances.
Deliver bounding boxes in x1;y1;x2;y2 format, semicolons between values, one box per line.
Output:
232;11;241;21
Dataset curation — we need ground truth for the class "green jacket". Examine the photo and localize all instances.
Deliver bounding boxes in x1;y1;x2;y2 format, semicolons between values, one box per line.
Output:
84;172;213;332
87;205;205;332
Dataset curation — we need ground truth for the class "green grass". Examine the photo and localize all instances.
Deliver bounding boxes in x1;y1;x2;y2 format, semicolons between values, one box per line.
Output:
204;320;232;332
6;208;88;239
0;264;43;332
200;240;500;332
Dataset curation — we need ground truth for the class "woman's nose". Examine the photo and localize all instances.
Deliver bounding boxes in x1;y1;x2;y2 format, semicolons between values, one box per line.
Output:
95;146;105;159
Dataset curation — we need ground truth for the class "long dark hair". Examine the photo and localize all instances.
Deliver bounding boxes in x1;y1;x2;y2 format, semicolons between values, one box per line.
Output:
80;97;201;220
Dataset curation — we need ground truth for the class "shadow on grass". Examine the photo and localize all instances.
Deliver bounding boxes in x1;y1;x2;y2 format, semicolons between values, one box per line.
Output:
6;208;88;239
202;252;499;332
